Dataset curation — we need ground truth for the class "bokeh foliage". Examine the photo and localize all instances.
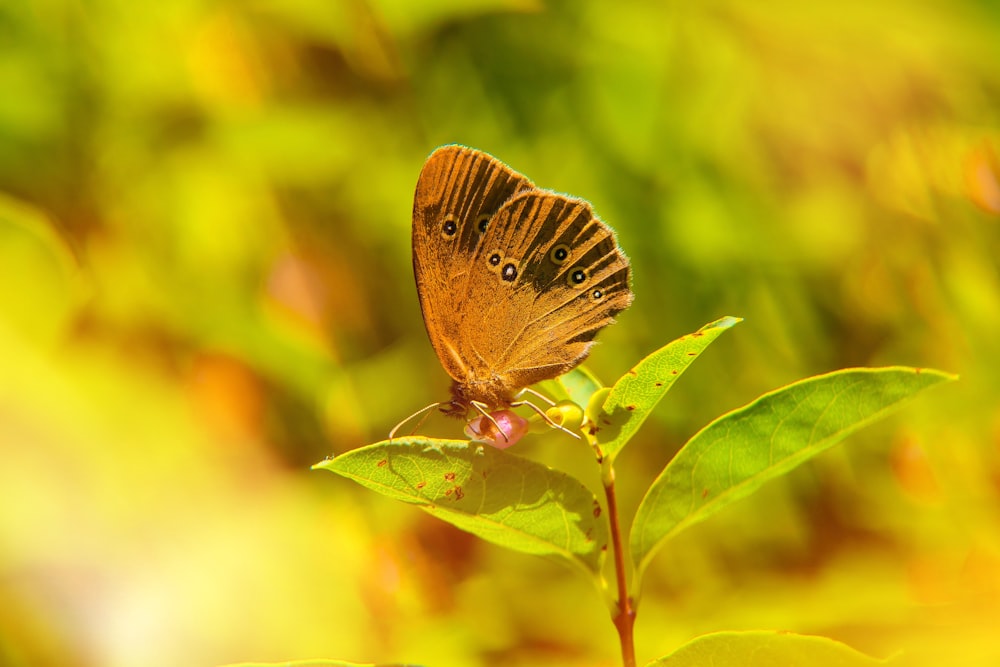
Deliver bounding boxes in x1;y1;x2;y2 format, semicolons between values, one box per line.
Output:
1;1;998;666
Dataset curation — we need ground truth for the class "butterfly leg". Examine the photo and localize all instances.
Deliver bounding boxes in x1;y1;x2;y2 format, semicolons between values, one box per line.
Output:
516;386;556;407
510;399;582;440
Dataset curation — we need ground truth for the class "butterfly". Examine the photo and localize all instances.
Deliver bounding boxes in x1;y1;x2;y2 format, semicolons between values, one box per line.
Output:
400;145;633;445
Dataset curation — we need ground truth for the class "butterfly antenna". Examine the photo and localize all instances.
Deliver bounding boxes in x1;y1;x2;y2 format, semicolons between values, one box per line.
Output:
389;402;444;441
513;399;582;440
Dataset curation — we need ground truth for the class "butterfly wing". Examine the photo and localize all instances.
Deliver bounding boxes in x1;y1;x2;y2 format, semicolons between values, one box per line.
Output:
412;145;536;386
459;190;633;398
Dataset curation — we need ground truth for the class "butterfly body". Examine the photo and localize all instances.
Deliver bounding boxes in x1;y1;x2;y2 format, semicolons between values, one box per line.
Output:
412;146;633;423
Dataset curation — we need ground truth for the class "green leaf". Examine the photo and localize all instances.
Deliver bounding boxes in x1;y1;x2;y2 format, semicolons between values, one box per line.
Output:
593;316;741;461
314;439;608;576
631;366;955;581
647;630;896;666
539;365;605;409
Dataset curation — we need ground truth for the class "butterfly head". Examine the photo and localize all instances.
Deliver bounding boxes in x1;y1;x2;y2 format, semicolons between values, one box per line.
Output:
443;377;517;418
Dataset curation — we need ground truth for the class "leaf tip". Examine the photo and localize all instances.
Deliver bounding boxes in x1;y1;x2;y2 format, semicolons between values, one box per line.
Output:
311;456;335;471
711;315;743;330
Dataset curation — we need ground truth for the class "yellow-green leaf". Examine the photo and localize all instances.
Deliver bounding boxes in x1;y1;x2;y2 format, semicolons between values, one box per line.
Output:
314;439;607;576
539;365;605;409
594;316;741;461
647;630;896;666
631;367;956;582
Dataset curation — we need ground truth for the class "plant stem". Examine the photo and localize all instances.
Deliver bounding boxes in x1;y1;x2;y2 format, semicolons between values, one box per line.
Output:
603;463;636;667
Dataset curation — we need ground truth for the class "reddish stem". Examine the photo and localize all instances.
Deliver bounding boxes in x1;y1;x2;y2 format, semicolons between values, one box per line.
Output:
604;466;636;667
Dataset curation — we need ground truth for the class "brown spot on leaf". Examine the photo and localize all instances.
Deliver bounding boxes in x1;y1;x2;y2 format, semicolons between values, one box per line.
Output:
588;425;600;436
702;488;710;499
626;405;637;411
671;370;678;375
376;459;387;468
655;382;663;387
416;481;426;489
444;488;453;496
444;472;456;482
593;502;602;518
687;352;697;356
628;369;638;377
454;486;464;500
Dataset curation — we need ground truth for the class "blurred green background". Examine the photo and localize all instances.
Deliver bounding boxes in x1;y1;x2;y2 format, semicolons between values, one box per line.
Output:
1;1;999;666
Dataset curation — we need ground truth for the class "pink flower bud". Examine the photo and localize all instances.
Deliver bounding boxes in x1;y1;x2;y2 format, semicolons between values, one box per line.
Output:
464;410;529;449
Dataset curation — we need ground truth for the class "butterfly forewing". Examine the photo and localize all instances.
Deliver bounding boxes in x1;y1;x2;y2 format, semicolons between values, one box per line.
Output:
412;145;535;384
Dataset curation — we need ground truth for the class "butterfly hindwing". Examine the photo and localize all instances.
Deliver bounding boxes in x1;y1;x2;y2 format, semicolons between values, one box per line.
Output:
459;190;633;392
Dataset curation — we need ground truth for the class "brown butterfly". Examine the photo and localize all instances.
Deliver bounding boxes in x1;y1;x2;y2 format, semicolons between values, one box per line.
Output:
399;145;633;443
